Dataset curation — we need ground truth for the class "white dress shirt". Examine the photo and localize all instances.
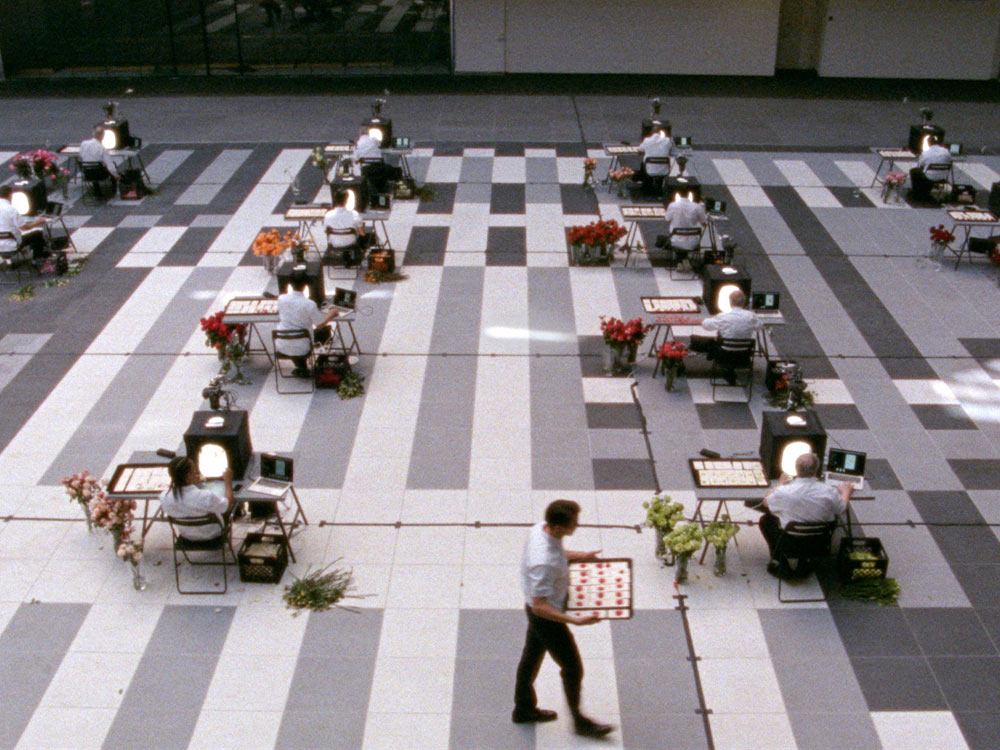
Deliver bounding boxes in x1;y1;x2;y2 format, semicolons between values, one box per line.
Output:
353;134;382;163
701;307;762;339
664;197;708;250
0;198;25;255
323;206;363;248
159;484;229;540
917;144;952;174
276;290;326;356
521;522;569;610
638;132;675;176
79;137;118;176
767;477;847;529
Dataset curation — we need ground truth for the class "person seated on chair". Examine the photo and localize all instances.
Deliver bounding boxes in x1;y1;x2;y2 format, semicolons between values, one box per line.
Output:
635;125;674;197
0;185;48;264
658;190;707;267
160;456;237;541
79;126;120;195
354;126;403;196
276;266;340;377
693;289;761;383
324;188;369;267
909;134;952;202
752;452;852;578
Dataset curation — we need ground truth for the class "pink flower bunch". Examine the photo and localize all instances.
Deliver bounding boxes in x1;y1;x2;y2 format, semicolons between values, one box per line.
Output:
11;149;69;181
583;158;597;171
62;470;104;506
884;171;906;186
89;492;137;537
656;341;689;362
600;316;651;347
117;538;143;565
929;224;955;245
609;166;635;183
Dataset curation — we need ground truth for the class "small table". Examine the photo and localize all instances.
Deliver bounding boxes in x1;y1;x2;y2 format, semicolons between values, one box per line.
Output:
945;207;999;268
222;296;277;365
59;144;150;183
869;147;916;187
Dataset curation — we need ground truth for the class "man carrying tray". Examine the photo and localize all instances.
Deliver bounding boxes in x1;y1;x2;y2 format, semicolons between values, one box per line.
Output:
513;499;615;739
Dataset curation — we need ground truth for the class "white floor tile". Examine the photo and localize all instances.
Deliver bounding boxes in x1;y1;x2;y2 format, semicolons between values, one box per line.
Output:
699;657;786;714
187;710;283;750
871;711;970;750
386;564;462;609
459;564;524;609
362;713;451;750
14;706;118;750
377;608;459;659
202;653;299;712
40;651;142;708
367;656;455;713
709;712;798;750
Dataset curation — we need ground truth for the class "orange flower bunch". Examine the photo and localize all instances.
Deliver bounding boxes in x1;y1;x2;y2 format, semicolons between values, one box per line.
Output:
252;229;300;257
567;219;627;248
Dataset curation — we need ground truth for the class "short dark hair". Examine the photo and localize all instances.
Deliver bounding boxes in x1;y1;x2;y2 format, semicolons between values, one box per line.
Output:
0;185;11;199
333;189;348;207
795;453;820;478
545;499;581;528
167;455;195;499
290;265;308;291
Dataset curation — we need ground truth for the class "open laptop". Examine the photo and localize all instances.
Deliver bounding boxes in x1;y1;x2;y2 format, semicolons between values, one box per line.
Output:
704;197;727;214
327;287;357;313
949;143;963;157
244;453;294;498
752;291;781;318
825;448;866;490
675;136;692;148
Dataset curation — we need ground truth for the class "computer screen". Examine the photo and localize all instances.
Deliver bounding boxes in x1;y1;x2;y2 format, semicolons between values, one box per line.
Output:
261;453;294;482
827;449;866;475
752;292;780;310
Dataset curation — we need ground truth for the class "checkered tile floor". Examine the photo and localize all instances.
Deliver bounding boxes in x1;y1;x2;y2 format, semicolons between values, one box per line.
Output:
1;137;1000;750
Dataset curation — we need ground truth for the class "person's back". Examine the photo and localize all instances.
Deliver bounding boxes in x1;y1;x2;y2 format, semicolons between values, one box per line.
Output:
324;205;362;248
638;130;673;176
918;143;952;173
664;196;707;250
702;306;761;340
354;133;382;163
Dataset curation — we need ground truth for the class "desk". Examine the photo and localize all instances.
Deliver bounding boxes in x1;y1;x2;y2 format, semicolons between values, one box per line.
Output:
323;141;414;180
870;147;916;187
107;456;308;561
945;207;999;268
59;144;149;183
284;203;393;252
619;204;725;256
603;143;639;181
222;296;277;364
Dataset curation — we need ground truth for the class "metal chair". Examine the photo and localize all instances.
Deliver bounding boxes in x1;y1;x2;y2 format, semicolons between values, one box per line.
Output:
773;520;838;603
0;232;35;284
668;226;706;279
80;161;115;202
924;162;953;185
323;227;364;280
644;156;671;197
272;328;316;394
167;514;237;595
710;337;755;402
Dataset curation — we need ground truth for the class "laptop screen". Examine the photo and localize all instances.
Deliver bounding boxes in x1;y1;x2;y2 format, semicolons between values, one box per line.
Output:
260;453;293;482
949;143;962;156
333;287;357;310
676;136;692;147
752;292;780;310
827;449;866;476
704;197;726;213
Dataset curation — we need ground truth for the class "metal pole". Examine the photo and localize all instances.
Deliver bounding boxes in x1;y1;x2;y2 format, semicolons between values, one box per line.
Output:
198;0;211;75
231;0;248;73
164;0;178;76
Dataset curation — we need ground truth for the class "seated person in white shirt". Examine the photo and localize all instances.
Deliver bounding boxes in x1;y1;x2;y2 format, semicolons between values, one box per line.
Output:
635;126;675;196
276;266;340;376
755;452;852;578
694;289;762;382
654;191;708;266
159;456;237;541
354;126;403;195
909;134;953;202
324;188;370;267
78;126;120;195
0;185;48;263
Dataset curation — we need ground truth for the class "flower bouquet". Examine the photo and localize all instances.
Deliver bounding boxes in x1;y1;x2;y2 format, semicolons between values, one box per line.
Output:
11;149;71;198
766;371;815;411
925;224;955;269
582;158;598;190
663;523;704;584
200;311;249;384
90;492;146;590
599;315;651;375
62;470;104;532
704;515;740;576
311;146;334;180
567;219;628;266
881;171;906;204
608;166;635;197
642;492;685;564
655;340;688;391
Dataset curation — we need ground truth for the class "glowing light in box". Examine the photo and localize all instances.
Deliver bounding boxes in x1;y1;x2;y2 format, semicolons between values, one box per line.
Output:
716;283;742;313
102;129;119;150
779;440;812;477
368;127;384;144
197;443;229;479
11;191;30;216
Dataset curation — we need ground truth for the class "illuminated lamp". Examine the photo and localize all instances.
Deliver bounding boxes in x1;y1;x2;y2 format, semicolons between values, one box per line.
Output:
184;409;253;480
98;119;132;151
702;265;751;314
641;117;670;140
277;260;325;303
759;410;827;481
362;117;392;146
908;123;944;155
330;172;369;213
10;178;47;217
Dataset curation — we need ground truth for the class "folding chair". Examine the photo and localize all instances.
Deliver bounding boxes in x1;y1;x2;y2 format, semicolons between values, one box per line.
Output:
0;232;36;284
710;337;755;402
668;226;705;280
773;520;837;603
80;161;115;202
272;328;316;394
323;227;364;281
167;514;237;595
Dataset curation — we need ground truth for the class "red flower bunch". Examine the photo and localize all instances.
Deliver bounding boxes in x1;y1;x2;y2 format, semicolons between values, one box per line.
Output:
929;225;955;245
200;311;244;351
567;219;628;248
656;341;688;362
11;149;69;181
600;316;651;347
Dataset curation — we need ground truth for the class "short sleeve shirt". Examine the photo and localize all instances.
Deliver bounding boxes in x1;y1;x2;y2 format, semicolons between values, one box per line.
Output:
324;207;363;248
638;132;674;176
521;522;569;610
160;484;228;540
917;144;952;174
0;198;25;254
767;477;847;528
354;134;382;162
664;198;708;249
79;137;118;176
276;290;325;356
701;308;762;339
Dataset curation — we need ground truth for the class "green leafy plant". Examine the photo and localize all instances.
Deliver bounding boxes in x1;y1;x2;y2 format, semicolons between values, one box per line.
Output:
703;515;740;551
642;493;685;532
839;577;900;606
338;369;365;400
283;560;360;614
663;523;704;557
8;283;35;301
413;184;435;201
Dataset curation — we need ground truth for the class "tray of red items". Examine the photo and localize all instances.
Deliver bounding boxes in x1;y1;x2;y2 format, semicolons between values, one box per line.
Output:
566;558;633;620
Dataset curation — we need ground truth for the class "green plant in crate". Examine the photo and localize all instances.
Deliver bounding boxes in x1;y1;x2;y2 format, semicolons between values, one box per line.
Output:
663;523;704;584
704;515;740;577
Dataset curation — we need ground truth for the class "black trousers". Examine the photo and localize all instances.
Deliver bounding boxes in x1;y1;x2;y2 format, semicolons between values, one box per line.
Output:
909;167;938;201
514;606;584;719
759;512;782;556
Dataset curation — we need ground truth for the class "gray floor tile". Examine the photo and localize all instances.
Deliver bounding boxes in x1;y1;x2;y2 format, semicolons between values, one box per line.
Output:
454;181;492;204
460;156;494;183
813;404;868;430
850;656;947;711
525;182;561;203
759;609;850;659
620;712;709;750
587;428;650;459
773;658;868;713
560;185;599;214
457;610;528;661
300;608;382;657
417;183;457;214
911;404;979;430
928;656;1000;712
449;714;535;750
948;459;1000;490
831;608;922;657
788;712;881;750
695;403;756;429
404;225;448;265
592;458;657;491
452;658;519;715
611;610;691;660
615;657;700;713
903;608;997;656
276;710;367;750
533;457;595;490
490;184;526;214
585;403;643;429
863;458;903;490
950;564;1000;609
953;712;1000;750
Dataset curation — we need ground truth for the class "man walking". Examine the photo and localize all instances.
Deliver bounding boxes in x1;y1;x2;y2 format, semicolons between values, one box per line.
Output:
513;499;614;739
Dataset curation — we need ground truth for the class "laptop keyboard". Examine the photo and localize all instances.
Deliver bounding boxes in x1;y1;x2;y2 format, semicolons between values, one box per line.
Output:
826;471;864;488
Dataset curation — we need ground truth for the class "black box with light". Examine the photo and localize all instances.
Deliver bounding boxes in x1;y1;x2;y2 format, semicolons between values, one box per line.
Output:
10;178;47;217
641;117;670;140
759;410;827;480
908;110;944;154
362;116;392;147
277;260;325;303
702;265;751;314
98;119;133;151
183;409;253;480
330;172;369;213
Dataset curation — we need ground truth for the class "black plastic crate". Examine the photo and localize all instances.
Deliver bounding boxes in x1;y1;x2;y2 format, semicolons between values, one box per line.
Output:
837;537;889;583
237;532;288;584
